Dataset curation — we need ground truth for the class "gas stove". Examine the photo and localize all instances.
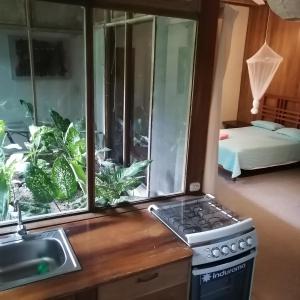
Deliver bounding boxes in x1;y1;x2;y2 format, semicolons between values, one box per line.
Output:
149;195;257;300
149;194;254;247
149;195;238;237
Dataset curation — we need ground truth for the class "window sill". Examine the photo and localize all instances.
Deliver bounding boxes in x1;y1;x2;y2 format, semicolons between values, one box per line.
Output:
0;194;200;236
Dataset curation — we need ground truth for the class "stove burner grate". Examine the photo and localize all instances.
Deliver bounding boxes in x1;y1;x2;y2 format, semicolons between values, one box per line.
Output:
154;198;239;239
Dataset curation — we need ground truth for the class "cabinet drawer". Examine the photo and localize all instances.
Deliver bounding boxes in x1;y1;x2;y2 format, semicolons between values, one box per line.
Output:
54;288;98;300
98;259;190;300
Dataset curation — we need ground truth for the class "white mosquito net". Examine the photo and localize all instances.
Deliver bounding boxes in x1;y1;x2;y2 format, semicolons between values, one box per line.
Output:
247;42;283;114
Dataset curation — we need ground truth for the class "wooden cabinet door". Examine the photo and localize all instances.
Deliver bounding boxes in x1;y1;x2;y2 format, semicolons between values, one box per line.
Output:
136;283;189;300
55;288;97;300
98;260;190;300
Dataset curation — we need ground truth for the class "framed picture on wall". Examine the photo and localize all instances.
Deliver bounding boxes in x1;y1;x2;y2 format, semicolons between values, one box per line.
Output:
9;35;70;79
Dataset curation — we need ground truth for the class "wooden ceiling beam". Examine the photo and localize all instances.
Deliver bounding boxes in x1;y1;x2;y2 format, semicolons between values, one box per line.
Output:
222;0;264;7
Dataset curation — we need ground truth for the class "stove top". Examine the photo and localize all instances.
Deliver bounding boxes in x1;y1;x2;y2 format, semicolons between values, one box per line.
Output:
149;195;251;246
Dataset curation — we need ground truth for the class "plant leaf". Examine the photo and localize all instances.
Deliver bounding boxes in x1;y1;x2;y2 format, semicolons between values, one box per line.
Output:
0;171;9;221
65;124;86;162
0;120;6;147
121;160;151;178
19;99;34;120
50;110;71;133
5;153;23;171
95;160;151;206
20;201;51;216
25;164;55;203
51;156;77;201
0;120;5;138
65;124;80;144
120;177;142;192
4;144;22;150
69;160;86;194
95;180;121;202
29;125;39;139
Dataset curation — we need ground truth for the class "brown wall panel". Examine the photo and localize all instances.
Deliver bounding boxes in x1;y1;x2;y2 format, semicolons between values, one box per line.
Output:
222;0;258;6
186;0;220;194
237;5;268;123
237;6;300;123
267;13;300;98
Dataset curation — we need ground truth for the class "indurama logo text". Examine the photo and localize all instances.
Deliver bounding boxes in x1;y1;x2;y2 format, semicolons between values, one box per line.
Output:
201;263;246;283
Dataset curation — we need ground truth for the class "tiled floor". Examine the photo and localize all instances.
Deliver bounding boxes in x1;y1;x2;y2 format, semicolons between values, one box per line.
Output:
216;167;300;300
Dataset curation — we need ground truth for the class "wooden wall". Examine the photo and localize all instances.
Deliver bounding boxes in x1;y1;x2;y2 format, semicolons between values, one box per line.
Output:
237;5;300;123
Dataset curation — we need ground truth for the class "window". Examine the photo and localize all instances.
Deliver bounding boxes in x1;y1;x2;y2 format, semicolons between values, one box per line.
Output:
0;0;87;224
93;10;196;207
0;1;197;225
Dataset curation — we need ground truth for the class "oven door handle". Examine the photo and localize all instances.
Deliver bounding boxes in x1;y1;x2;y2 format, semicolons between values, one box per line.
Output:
192;251;256;276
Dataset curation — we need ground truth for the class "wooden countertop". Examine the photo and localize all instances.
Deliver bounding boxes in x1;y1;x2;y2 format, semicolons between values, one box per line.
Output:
0;209;192;300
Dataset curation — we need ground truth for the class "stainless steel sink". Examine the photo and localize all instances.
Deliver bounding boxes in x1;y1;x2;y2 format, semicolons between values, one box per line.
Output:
0;228;81;291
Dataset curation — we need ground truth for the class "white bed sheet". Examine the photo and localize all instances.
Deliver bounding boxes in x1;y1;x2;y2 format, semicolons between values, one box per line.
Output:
218;126;300;178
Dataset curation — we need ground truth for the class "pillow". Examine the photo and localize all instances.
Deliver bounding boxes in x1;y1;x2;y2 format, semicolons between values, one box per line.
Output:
276;128;300;141
251;120;284;131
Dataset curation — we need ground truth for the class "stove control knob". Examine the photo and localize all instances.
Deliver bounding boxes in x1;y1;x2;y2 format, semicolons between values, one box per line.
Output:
246;237;253;246
221;246;230;255
211;248;221;258
231;243;237;252
239;240;247;250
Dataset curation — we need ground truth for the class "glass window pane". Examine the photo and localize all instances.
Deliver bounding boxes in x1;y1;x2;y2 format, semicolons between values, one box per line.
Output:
93;11;196;207
94;9;106;25
32;1;83;30
149;17;196;196
94;27;105;151
130;21;152;165
0;0;26;26
31;29;86;126
111;11;126;21
24;4;86;220
105;25;125;164
0;27;33;222
133;13;147;18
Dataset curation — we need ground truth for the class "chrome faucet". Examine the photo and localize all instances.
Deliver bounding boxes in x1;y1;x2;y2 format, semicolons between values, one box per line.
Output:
15;200;27;237
0;201;28;245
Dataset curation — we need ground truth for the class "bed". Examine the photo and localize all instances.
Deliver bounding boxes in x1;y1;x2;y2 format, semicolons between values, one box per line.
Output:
219;94;300;178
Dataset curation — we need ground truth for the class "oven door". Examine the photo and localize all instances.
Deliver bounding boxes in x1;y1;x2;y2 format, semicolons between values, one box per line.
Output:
191;250;256;300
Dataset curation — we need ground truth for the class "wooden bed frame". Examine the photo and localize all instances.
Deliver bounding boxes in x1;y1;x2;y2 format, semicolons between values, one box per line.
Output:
219;94;300;180
258;94;300;129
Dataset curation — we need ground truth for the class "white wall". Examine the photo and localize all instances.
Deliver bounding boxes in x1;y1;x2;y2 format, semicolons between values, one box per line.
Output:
0;29;85;128
220;5;249;124
203;4;249;194
0;29;33;127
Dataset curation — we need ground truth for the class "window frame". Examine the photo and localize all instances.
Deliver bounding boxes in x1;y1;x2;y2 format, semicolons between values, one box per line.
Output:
0;0;219;229
89;0;220;211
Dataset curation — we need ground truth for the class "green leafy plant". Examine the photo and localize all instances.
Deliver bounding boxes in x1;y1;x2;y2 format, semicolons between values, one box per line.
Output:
1;109;153;220
24;110;86;207
50;110;71;133
95;160;151;207
0;120;23;220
